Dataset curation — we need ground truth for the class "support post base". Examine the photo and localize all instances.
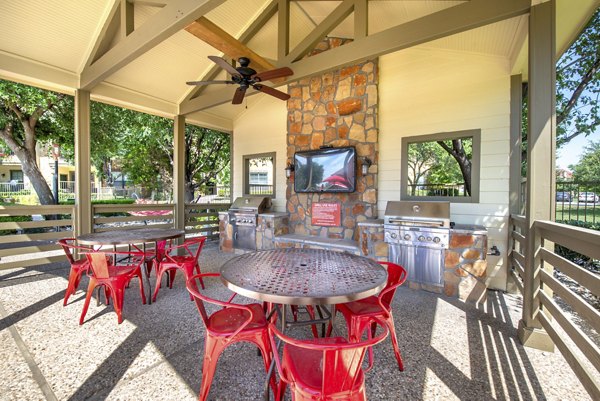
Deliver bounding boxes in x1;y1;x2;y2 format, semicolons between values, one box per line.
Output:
518;319;555;352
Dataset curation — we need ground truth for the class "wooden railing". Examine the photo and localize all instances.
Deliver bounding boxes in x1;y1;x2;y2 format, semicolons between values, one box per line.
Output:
185;203;230;240
0;202;229;272
509;216;600;398
0;205;75;271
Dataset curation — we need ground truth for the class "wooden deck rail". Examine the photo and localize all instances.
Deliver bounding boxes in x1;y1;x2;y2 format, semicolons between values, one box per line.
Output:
0;205;75;271
510;216;600;399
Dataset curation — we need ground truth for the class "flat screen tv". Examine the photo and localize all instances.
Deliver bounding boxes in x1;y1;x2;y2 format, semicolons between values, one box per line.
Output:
294;147;356;193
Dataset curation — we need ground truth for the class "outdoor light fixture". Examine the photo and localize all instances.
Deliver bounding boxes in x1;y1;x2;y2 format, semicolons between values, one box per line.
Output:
361;157;372;175
284;162;295;179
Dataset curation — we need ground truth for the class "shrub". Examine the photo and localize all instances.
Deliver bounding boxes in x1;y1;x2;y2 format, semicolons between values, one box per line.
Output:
0;215;33;235
555;220;599;272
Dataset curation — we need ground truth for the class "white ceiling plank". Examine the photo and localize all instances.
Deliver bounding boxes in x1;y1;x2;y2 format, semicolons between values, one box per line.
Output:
0;50;77;94
80;0;226;90
181;0;531;114
82;0;121;69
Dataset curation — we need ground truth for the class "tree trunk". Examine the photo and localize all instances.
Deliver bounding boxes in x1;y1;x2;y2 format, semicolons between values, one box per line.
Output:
14;148;55;205
184;182;195;203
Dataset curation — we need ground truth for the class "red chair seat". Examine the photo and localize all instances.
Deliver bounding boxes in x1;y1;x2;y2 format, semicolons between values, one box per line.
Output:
187;273;276;401
270;321;389;401
340;296;383;316
329;262;407;372
283;337;364;392
153;237;206;302
208;303;267;334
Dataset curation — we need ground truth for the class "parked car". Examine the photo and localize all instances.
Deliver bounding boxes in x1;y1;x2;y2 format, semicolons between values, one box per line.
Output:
578;192;599;203
556;191;571;202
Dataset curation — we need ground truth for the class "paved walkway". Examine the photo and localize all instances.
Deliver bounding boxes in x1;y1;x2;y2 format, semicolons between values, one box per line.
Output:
0;243;592;400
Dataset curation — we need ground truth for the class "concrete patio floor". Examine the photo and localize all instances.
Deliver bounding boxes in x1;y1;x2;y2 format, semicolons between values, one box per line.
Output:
0;242;592;401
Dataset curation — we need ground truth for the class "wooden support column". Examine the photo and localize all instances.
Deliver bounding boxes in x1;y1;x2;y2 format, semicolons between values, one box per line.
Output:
507;74;523;293
173;115;186;236
74;90;92;236
518;0;555;352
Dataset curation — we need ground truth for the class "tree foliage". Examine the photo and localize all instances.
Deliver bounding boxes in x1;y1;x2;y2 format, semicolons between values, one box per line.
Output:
0;80;70;204
0;79;230;204
556;8;600;146
570;140;600;182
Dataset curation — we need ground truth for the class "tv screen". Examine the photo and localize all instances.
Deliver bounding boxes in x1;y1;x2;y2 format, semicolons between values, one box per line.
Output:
294;147;356;193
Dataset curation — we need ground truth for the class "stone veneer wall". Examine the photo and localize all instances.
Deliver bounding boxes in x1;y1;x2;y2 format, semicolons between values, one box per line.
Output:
444;231;488;303
286;38;378;241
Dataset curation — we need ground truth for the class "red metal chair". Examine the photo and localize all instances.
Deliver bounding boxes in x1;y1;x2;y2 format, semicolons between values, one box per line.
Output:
152;236;206;302
132;239;171;276
58;238;97;306
186;273;277;401
269;319;389;401
328;261;407;371
79;251;146;325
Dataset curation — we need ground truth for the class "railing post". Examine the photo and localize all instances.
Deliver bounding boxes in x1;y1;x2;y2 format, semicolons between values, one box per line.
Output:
173;115;186;240
518;0;555;352
74;89;92;236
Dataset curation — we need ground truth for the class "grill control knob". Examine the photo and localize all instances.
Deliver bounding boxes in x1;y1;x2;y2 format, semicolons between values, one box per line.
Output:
418;235;425;242
433;237;441;243
403;234;411;241
390;233;398;239
426;236;432;242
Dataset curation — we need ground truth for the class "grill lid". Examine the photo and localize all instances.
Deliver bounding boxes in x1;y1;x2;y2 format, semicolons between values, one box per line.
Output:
229;196;272;213
384;201;450;227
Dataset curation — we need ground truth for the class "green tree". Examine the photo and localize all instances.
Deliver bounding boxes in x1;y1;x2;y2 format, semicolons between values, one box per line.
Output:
570;140;600;182
0;80;70;204
556;8;600;146
407;141;439;196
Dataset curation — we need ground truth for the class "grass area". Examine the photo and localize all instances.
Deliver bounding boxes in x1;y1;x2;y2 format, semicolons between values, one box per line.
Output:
555;203;600;224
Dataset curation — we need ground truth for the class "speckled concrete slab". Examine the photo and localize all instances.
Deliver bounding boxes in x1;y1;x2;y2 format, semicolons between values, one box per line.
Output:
0;242;593;401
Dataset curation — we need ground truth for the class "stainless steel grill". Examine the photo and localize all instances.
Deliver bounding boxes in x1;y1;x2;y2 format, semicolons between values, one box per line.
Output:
228;196;271;250
384;201;450;287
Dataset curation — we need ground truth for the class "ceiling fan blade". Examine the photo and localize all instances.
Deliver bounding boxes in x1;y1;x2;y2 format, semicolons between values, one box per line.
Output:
253;84;290;101
232;87;247;104
186;80;234;86
208;55;240;76
253;67;294;82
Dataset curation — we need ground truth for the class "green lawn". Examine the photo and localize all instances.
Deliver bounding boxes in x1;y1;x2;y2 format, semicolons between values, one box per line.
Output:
556;203;600;224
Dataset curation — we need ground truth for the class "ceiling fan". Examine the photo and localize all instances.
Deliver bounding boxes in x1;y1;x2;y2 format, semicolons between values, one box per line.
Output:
186;56;294;104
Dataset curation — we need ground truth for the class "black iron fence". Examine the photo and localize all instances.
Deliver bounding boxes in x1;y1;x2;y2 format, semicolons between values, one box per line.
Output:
555;181;600;225
406;183;467;197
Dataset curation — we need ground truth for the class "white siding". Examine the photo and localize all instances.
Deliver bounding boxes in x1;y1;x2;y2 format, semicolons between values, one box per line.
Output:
379;47;511;290
232;95;288;212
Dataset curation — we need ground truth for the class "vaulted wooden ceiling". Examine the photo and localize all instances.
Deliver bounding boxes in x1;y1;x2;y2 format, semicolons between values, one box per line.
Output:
0;0;597;130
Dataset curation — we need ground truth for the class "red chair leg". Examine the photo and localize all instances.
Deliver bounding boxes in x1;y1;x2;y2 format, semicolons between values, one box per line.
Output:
79;279;97;325
168;269;177;289
254;332;278;397
199;335;227;401
152;267;165;302
63;268;80;306
136;272;146;305
110;284;125;324
385;313;404;371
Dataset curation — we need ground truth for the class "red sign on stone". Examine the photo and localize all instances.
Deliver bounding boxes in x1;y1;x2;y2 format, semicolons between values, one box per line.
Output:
311;202;341;227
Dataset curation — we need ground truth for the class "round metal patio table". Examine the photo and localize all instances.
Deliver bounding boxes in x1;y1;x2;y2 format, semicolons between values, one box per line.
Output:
77;228;185;304
220;248;388;401
220;248;388;306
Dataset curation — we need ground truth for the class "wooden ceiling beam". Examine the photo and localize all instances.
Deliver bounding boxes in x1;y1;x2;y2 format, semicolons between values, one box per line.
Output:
80;0;225;90
285;0;354;63
185;17;275;73
180;0;530;114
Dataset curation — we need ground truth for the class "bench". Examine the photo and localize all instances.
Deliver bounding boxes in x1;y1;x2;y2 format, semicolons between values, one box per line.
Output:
273;234;361;255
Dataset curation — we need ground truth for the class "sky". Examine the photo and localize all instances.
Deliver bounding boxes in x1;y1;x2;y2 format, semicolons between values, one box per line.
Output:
556;128;600;170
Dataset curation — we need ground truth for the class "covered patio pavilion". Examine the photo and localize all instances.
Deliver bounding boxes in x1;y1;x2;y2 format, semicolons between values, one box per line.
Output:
1;0;599;399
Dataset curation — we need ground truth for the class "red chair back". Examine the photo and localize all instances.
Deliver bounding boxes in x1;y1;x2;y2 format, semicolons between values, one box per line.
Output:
87;253;111;279
165;236;206;262
269;319;389;398
58;238;90;264
378;262;407;309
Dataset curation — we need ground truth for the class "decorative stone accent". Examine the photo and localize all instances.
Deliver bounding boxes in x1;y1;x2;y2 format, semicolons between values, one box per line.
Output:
219;212;289;253
444;229;488;303
286;37;378;241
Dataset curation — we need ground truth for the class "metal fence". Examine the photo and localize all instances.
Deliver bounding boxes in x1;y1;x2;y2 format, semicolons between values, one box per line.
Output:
407;183;467;197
